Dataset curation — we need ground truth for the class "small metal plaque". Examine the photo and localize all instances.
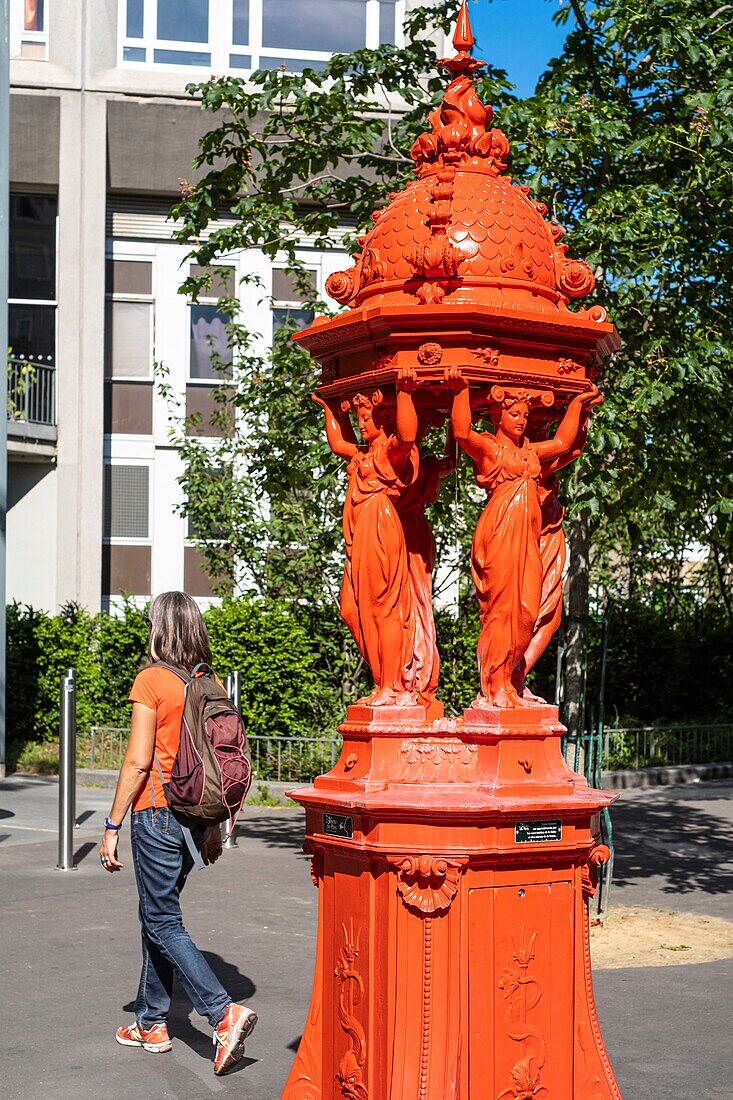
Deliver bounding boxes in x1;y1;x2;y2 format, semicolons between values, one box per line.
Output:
323;812;353;839
514;820;562;844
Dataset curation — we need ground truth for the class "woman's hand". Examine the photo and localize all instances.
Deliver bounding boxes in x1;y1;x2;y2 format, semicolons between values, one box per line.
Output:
201;827;223;866
99;829;124;873
311;391;329;410
444;366;468;393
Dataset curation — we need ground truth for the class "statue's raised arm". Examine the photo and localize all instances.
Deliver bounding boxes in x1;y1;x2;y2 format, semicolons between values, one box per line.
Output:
533;385;602;468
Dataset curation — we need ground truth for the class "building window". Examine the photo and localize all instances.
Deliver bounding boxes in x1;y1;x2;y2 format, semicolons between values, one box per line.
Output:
188;265;234;381
272;267;316;333
105;260;154;380
120;0;402;73
104;464;151;541
8;193;57;426
10;0;48;60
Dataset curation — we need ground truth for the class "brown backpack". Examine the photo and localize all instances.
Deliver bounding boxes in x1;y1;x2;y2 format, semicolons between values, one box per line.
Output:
153;663;252;861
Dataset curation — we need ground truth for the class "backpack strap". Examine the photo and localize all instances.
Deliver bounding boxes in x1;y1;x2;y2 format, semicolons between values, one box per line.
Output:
153;661;191;684
152;752;205;871
180;823;206;872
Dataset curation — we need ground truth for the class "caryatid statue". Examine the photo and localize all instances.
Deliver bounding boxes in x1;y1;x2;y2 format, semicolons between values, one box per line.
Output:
447;367;601;709
513;407;596;702
313;368;421;706
396;417;456;710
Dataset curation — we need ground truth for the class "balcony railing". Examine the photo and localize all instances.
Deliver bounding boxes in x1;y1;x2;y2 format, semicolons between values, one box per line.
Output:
8;357;56;427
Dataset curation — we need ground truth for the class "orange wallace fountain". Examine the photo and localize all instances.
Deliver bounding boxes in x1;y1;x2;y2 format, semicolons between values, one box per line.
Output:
283;4;622;1097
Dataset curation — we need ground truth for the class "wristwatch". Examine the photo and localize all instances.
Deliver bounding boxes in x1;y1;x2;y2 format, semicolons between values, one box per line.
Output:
104;816;122;831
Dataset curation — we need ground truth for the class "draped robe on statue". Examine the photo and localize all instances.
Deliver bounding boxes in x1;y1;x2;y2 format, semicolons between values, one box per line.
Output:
472;443;543;699
536;478;566;637
340;437;418;695
396;455;442;698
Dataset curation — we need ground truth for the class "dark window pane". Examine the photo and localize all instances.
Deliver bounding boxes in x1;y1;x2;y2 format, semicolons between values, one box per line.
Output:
190;304;233;379
157;0;209;42
102;545;152;597
9;303;55;365
273;306;314;333
10;193;57;301
126;0;144;37
106;259;153;295
262;0;366;53
186;386;235;438
123;46;147;62
232;0;249;45
104;382;154;435
189;263;235;298
272;267;317;301
154;49;211;65
379;0;396;45
229;53;252;69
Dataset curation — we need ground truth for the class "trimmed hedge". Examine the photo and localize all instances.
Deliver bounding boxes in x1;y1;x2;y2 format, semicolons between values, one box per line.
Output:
6;594;732;745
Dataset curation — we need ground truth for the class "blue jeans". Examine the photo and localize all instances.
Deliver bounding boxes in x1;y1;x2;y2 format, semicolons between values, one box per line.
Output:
130;808;231;1031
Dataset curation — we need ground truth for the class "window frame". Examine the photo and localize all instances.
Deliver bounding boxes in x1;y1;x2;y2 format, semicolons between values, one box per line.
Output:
105;256;156;383
118;0;405;75
103;459;154;546
186;264;236;386
9;0;49;61
8;192;58;429
271;264;319;334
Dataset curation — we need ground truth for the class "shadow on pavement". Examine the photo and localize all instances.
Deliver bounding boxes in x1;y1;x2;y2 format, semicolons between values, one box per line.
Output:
121;950;257;1063
612;789;733;897
235;812;305;852
74;840;98;865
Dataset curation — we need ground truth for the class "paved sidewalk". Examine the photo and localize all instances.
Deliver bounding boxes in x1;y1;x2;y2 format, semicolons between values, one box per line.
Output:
1;775;731;1099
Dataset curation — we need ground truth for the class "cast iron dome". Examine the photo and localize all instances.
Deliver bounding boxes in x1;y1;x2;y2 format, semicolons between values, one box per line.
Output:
325;1;595;314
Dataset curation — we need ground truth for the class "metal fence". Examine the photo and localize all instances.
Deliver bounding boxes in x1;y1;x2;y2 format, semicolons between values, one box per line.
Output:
602;724;733;771
88;726;340;782
8;358;56;425
85;722;733;783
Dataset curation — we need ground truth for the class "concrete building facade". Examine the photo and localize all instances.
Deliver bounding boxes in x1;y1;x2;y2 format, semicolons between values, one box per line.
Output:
9;0;421;612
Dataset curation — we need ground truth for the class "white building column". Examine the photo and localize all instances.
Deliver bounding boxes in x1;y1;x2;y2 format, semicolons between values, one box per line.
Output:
55;90;107;610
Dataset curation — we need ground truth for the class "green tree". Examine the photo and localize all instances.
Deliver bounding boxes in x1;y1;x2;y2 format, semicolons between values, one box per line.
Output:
167;0;732;722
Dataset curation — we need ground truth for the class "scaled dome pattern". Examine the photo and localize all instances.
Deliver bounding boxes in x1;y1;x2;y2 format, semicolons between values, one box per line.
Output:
326;7;595;313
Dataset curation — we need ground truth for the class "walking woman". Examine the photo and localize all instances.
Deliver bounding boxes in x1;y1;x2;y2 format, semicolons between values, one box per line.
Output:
98;591;257;1075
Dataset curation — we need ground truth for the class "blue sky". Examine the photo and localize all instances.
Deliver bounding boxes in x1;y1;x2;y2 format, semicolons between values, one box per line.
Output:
469;0;570;96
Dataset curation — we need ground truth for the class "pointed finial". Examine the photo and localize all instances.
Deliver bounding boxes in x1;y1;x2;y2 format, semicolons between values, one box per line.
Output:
453;0;475;54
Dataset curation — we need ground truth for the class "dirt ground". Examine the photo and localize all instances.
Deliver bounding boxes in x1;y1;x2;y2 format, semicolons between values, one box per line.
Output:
591;905;733;969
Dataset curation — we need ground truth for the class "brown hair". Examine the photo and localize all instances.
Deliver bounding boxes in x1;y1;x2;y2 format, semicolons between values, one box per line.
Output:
147;591;213;671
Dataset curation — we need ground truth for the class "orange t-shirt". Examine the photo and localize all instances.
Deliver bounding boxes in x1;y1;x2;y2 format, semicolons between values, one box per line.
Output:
129;666;186;812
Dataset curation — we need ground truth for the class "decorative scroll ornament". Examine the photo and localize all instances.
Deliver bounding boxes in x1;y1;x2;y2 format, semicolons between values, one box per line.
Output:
335;921;368;1099
498;927;548;1099
557;252;596;299
500;239;536;280
582;844;611;900
303;840;323;888
388;854;468;915
326;270;355;305
407;168;464;303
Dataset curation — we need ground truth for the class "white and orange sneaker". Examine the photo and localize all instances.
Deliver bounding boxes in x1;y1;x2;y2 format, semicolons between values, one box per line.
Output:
212;1003;258;1076
115;1021;172;1053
